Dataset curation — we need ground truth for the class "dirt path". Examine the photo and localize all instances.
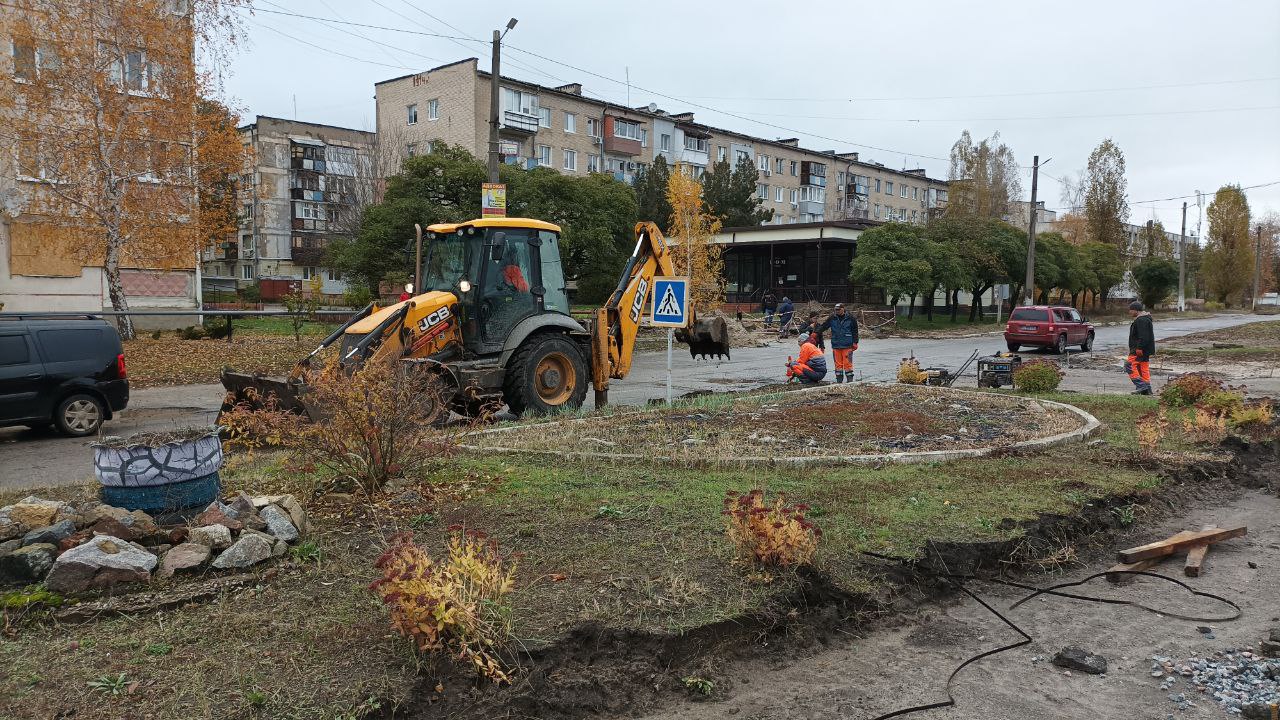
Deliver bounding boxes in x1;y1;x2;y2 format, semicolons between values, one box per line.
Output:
629;488;1280;720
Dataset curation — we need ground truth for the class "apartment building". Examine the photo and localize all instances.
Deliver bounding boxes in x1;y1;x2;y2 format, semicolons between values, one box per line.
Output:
373;58;947;225
204;116;376;297
0;3;199;320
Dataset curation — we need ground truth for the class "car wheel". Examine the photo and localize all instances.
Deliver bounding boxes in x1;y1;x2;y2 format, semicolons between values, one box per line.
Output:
1081;332;1094;352
55;393;105;437
1053;334;1067;355
1006;342;1020;353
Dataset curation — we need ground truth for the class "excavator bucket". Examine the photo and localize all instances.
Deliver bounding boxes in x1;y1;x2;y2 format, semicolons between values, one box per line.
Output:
219;370;314;420
678;316;731;360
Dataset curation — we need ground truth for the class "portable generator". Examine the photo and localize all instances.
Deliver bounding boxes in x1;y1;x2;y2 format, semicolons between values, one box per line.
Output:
977;353;1022;388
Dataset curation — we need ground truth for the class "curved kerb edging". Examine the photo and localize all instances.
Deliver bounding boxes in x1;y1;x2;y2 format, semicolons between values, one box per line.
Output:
460;385;1103;467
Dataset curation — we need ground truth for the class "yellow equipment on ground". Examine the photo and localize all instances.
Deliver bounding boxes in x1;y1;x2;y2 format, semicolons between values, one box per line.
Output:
221;218;729;421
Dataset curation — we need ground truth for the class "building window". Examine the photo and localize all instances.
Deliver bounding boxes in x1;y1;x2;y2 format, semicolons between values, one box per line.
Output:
327;268;342;281
587;154;600;172
407;104;417;125
757;183;768;199
789;189;798;205
775;187;784;202
538;107;552;128
613;118;642;141
564;112;576;133
775;157;784;174
242;264;255;279
838;171;846;184
735;149;751;163
640;128;648;147
901;184;907;198
875;178;881;192
717;146;726;162
757;154;768;171
301;266;317;280
660;134;671;152
885;181;893;195
427;98;439;120
911;186;918;200
406;143;417;158
683;136;708;153
537;144;552;167
562;149;577;171
587;117;601;137
911;209;918;221
874;204;880;218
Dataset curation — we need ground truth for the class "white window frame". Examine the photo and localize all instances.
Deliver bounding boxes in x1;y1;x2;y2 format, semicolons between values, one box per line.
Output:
587;154;600;172
790;160;798;176
562;148;577;171
683;135;708;153
537;144;552;167
586;117;601;138
775;187;784;202
718;146;726;162
660;134;671;152
407;104;417;125
538;107;552;128
613;119;642;141
775;157;784;174
757;183;768;199
789;189;799;205
327;268;342;281
427;98;439;121
241;264;255;279
885;181;893;195
758;154;768;171
301;266;317;280
406;143;417;158
901;184;908;198
564;112;576;133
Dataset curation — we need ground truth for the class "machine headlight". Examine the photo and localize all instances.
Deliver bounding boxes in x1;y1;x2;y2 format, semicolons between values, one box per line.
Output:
458;279;472;293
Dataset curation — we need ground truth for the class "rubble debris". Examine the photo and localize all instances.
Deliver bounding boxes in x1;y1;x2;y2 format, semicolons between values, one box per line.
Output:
1052;647;1108;675
1150;650;1280;716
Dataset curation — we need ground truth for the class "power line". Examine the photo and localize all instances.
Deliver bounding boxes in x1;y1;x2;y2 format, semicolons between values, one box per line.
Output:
257;0;441;67
247;19;416;71
731;105;1280;124
240;6;481;42
668;76;1280;103
1045;180;1280;213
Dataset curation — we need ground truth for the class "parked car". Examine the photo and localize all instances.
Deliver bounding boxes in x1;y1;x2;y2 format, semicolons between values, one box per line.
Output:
0;316;129;436
1004;305;1094;354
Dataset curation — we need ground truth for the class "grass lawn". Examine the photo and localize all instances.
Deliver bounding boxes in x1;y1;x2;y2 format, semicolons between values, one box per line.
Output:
0;392;1213;719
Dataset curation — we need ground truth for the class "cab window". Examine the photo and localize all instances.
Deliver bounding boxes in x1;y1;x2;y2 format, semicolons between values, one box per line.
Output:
537;230;570;314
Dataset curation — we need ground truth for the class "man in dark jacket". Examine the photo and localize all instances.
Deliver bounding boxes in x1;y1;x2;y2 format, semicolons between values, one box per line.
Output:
776;296;794;338
820;303;860;384
1126;301;1155;395
798;311;826;350
762;290;778;328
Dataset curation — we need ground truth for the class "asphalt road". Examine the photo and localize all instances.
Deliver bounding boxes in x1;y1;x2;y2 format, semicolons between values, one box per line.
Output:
1;313;1270;490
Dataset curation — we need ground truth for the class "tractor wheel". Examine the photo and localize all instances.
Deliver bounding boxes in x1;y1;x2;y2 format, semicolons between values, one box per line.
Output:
400;363;453;428
503;334;589;417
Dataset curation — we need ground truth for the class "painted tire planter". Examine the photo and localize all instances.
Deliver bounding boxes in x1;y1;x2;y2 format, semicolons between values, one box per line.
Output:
92;431;223;512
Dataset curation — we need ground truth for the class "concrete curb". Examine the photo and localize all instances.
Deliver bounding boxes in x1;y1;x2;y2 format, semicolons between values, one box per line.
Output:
461;384;1102;468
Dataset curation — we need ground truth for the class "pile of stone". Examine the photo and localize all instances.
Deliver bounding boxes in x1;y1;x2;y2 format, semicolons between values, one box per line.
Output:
1150;637;1280;717
0;493;309;594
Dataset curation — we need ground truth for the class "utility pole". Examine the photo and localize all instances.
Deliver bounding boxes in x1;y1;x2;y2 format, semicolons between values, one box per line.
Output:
1178;201;1187;312
1252;225;1264;312
487;18;518;184
1022;155;1040;306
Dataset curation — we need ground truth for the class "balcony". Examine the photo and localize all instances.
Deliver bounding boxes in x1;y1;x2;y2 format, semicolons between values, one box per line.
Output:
501;109;539;134
290;157;326;173
799;200;825;216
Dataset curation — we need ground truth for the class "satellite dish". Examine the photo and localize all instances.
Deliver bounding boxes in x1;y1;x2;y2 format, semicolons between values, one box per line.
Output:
647;102;657;113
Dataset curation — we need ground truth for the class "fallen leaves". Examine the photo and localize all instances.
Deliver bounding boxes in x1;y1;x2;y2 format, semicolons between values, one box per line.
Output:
123;334;316;388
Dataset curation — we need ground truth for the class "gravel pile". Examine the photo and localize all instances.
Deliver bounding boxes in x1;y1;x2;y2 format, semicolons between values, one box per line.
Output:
1150;648;1280;716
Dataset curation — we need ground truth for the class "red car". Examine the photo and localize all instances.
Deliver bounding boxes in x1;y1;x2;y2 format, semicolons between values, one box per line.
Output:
1004;305;1094;354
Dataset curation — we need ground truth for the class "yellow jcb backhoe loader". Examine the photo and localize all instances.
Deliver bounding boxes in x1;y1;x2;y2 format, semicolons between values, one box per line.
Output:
220;218;729;422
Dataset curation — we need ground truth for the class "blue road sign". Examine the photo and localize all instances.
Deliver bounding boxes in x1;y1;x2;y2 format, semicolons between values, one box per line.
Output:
651;276;688;327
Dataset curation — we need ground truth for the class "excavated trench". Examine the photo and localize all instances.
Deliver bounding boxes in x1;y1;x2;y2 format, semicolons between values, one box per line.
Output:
376;437;1279;720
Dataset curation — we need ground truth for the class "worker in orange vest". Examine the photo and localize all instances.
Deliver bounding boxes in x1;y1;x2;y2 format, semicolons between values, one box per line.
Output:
786;334;828;384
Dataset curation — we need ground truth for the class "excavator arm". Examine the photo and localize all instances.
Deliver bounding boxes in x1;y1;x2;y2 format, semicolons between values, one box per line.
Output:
590;221;729;405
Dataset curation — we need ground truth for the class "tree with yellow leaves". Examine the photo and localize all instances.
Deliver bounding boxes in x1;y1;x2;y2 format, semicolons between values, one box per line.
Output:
0;0;248;338
665;168;724;310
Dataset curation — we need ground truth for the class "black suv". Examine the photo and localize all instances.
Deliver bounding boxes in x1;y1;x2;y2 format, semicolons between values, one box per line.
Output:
0;316;129;436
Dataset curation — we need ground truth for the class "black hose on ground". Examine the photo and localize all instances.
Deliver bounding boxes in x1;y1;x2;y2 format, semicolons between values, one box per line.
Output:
859;550;1244;720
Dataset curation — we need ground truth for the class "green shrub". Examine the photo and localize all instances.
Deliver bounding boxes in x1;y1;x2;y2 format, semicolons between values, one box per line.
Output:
238;284;261;304
175;325;208;341
1204;300;1224;311
1012;359;1063;393
342;285;374;308
1160;373;1223;407
1199;388;1245;417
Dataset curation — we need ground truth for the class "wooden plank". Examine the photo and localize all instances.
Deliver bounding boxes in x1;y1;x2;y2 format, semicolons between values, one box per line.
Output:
1117;525;1247;563
1185;543;1210;577
1106;530;1198;583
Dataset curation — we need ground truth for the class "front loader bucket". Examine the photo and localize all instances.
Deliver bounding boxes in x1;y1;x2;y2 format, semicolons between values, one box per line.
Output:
219;369;313;420
677;317;731;360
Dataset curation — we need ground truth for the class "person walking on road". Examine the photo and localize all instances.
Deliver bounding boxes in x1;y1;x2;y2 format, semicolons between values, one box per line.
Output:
762;290;778;329
798;310;826;350
1126;301;1155;395
786;333;827;384
776;296;794;339
820;303;859;384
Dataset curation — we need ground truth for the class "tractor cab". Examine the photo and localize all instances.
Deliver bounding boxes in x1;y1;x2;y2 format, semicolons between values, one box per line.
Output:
423;218;571;357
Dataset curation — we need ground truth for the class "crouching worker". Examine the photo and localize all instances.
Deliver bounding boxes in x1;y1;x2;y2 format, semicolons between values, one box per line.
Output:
786;334;827;384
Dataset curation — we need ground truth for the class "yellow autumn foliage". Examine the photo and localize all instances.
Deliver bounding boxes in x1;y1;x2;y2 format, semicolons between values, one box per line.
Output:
666;169;724;310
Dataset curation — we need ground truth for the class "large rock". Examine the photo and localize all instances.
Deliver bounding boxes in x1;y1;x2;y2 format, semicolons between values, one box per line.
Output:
81;503;130;527
125;510;159;536
45;536;156;593
259;505;298;543
22;520;76;547
156;543;211;578
0;543;57;582
193;503;243;532
0;539;21;556
252;494;308;536
0;513;23;542
88;517;141;542
187;524;232;549
210;534;272;570
1051;647;1107;675
5;502;59;529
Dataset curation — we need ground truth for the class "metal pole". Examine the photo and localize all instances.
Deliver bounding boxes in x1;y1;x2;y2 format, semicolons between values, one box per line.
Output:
1178;202;1187;312
413;223;423;295
487;29;501;184
1022;155;1039;306
665;327;673;404
1252;226;1264;312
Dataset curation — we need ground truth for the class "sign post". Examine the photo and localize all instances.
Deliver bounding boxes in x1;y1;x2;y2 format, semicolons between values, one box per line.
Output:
650;276;689;405
481;183;506;218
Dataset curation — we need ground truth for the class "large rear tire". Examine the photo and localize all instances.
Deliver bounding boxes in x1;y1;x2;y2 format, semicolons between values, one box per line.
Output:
502;334;589;417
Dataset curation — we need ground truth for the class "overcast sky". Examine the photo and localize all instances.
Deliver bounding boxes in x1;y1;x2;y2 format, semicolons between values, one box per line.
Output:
224;0;1280;236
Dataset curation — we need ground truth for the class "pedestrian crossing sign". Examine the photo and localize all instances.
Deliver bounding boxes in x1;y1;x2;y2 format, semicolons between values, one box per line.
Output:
651;276;689;328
